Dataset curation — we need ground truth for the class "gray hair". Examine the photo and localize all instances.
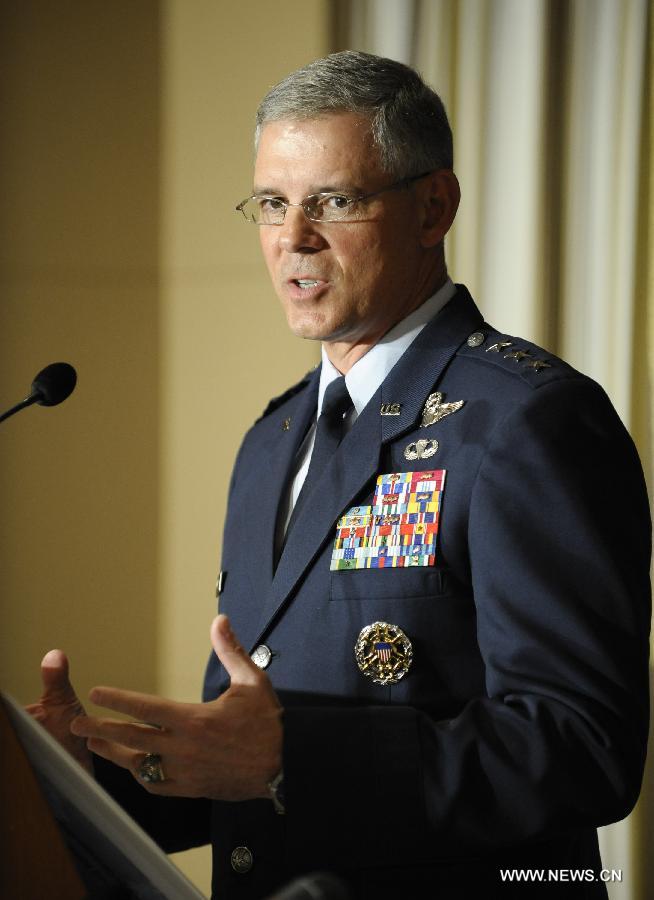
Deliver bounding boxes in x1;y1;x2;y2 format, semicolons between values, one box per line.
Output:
255;50;453;178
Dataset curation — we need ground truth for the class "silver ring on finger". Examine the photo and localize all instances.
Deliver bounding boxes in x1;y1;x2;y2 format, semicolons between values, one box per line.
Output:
137;752;166;783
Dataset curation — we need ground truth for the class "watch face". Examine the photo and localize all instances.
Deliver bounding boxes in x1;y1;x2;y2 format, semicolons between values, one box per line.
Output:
269;771;285;814
275;774;285;800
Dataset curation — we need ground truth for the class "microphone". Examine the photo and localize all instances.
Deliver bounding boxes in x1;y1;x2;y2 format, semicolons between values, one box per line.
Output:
0;362;77;425
266;872;351;900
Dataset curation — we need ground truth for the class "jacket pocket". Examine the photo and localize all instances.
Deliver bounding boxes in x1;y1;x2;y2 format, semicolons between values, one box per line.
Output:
330;566;449;602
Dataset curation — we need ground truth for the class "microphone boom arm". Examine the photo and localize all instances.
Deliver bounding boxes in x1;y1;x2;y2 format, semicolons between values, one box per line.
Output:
0;395;39;425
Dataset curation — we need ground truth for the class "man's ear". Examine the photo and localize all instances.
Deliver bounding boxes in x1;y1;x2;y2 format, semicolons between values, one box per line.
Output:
418;170;461;248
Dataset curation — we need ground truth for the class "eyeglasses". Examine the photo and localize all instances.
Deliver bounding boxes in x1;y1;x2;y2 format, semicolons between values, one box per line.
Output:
235;171;432;225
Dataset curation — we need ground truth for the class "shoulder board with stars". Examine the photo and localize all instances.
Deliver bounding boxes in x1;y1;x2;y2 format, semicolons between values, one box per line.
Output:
456;327;575;386
255;370;314;424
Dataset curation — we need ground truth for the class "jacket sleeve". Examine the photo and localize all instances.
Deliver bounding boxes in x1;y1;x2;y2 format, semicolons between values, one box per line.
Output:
93;755;212;853
282;377;651;868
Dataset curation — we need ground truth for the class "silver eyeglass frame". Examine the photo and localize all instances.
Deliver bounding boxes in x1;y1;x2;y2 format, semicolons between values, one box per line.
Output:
235;171;433;225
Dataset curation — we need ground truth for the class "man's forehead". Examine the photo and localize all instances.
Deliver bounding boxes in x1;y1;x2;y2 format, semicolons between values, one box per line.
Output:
258;111;373;145
253;113;382;191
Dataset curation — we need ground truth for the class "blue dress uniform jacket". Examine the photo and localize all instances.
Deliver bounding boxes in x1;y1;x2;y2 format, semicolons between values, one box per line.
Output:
97;286;651;899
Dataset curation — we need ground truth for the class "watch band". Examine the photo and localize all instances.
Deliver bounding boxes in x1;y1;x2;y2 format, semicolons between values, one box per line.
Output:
267;770;285;815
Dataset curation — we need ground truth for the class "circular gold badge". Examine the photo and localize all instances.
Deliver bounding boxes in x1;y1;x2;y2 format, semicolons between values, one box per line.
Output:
355;621;413;685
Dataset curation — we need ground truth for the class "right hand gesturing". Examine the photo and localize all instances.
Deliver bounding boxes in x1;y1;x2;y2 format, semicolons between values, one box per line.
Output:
26;649;94;774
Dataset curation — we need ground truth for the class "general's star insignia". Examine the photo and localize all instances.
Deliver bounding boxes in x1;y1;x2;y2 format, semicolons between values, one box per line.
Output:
420;392;465;428
486;341;513;353
504;349;531;362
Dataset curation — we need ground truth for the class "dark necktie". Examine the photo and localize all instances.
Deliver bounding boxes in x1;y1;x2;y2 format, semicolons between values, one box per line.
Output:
284;376;353;542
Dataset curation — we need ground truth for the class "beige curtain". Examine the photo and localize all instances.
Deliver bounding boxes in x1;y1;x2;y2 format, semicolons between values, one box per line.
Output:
332;2;653;898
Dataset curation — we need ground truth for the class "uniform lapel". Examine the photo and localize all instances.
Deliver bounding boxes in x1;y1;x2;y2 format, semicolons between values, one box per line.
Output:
245;370;319;597
257;395;382;640
250;286;484;648
379;286;483;445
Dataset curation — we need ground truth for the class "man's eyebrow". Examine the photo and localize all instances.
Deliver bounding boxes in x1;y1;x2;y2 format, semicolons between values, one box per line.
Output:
314;184;364;195
252;187;284;197
252;184;365;197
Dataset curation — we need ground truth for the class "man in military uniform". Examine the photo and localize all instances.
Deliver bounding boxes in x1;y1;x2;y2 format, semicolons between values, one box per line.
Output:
31;51;651;899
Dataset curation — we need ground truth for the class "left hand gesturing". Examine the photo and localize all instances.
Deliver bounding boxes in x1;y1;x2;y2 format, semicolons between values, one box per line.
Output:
71;614;282;801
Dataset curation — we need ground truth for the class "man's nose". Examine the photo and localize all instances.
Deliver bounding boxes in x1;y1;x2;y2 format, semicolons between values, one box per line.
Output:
277;205;326;253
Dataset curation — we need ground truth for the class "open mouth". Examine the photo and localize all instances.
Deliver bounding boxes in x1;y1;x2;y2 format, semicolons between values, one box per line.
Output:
285;276;329;298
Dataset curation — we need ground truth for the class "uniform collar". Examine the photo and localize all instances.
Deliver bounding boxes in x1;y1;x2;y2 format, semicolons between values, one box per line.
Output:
318;278;456;418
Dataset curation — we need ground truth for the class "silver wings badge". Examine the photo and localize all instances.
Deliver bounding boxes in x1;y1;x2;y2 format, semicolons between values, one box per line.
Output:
420;392;465;427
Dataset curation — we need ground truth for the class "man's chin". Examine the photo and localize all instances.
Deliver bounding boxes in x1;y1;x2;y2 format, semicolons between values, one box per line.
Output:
284;314;332;342
281;302;355;343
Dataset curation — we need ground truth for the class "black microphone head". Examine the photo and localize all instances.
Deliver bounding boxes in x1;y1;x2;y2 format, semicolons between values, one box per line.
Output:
30;362;77;407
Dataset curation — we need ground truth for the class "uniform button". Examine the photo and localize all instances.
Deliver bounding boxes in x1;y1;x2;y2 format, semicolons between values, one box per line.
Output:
466;331;486;348
230;846;253;874
250;644;273;669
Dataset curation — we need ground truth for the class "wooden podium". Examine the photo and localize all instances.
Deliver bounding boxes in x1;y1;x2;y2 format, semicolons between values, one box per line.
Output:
0;693;204;900
0;696;86;899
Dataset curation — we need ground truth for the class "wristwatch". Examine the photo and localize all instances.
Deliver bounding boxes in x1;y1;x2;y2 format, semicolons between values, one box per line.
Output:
267;770;285;815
